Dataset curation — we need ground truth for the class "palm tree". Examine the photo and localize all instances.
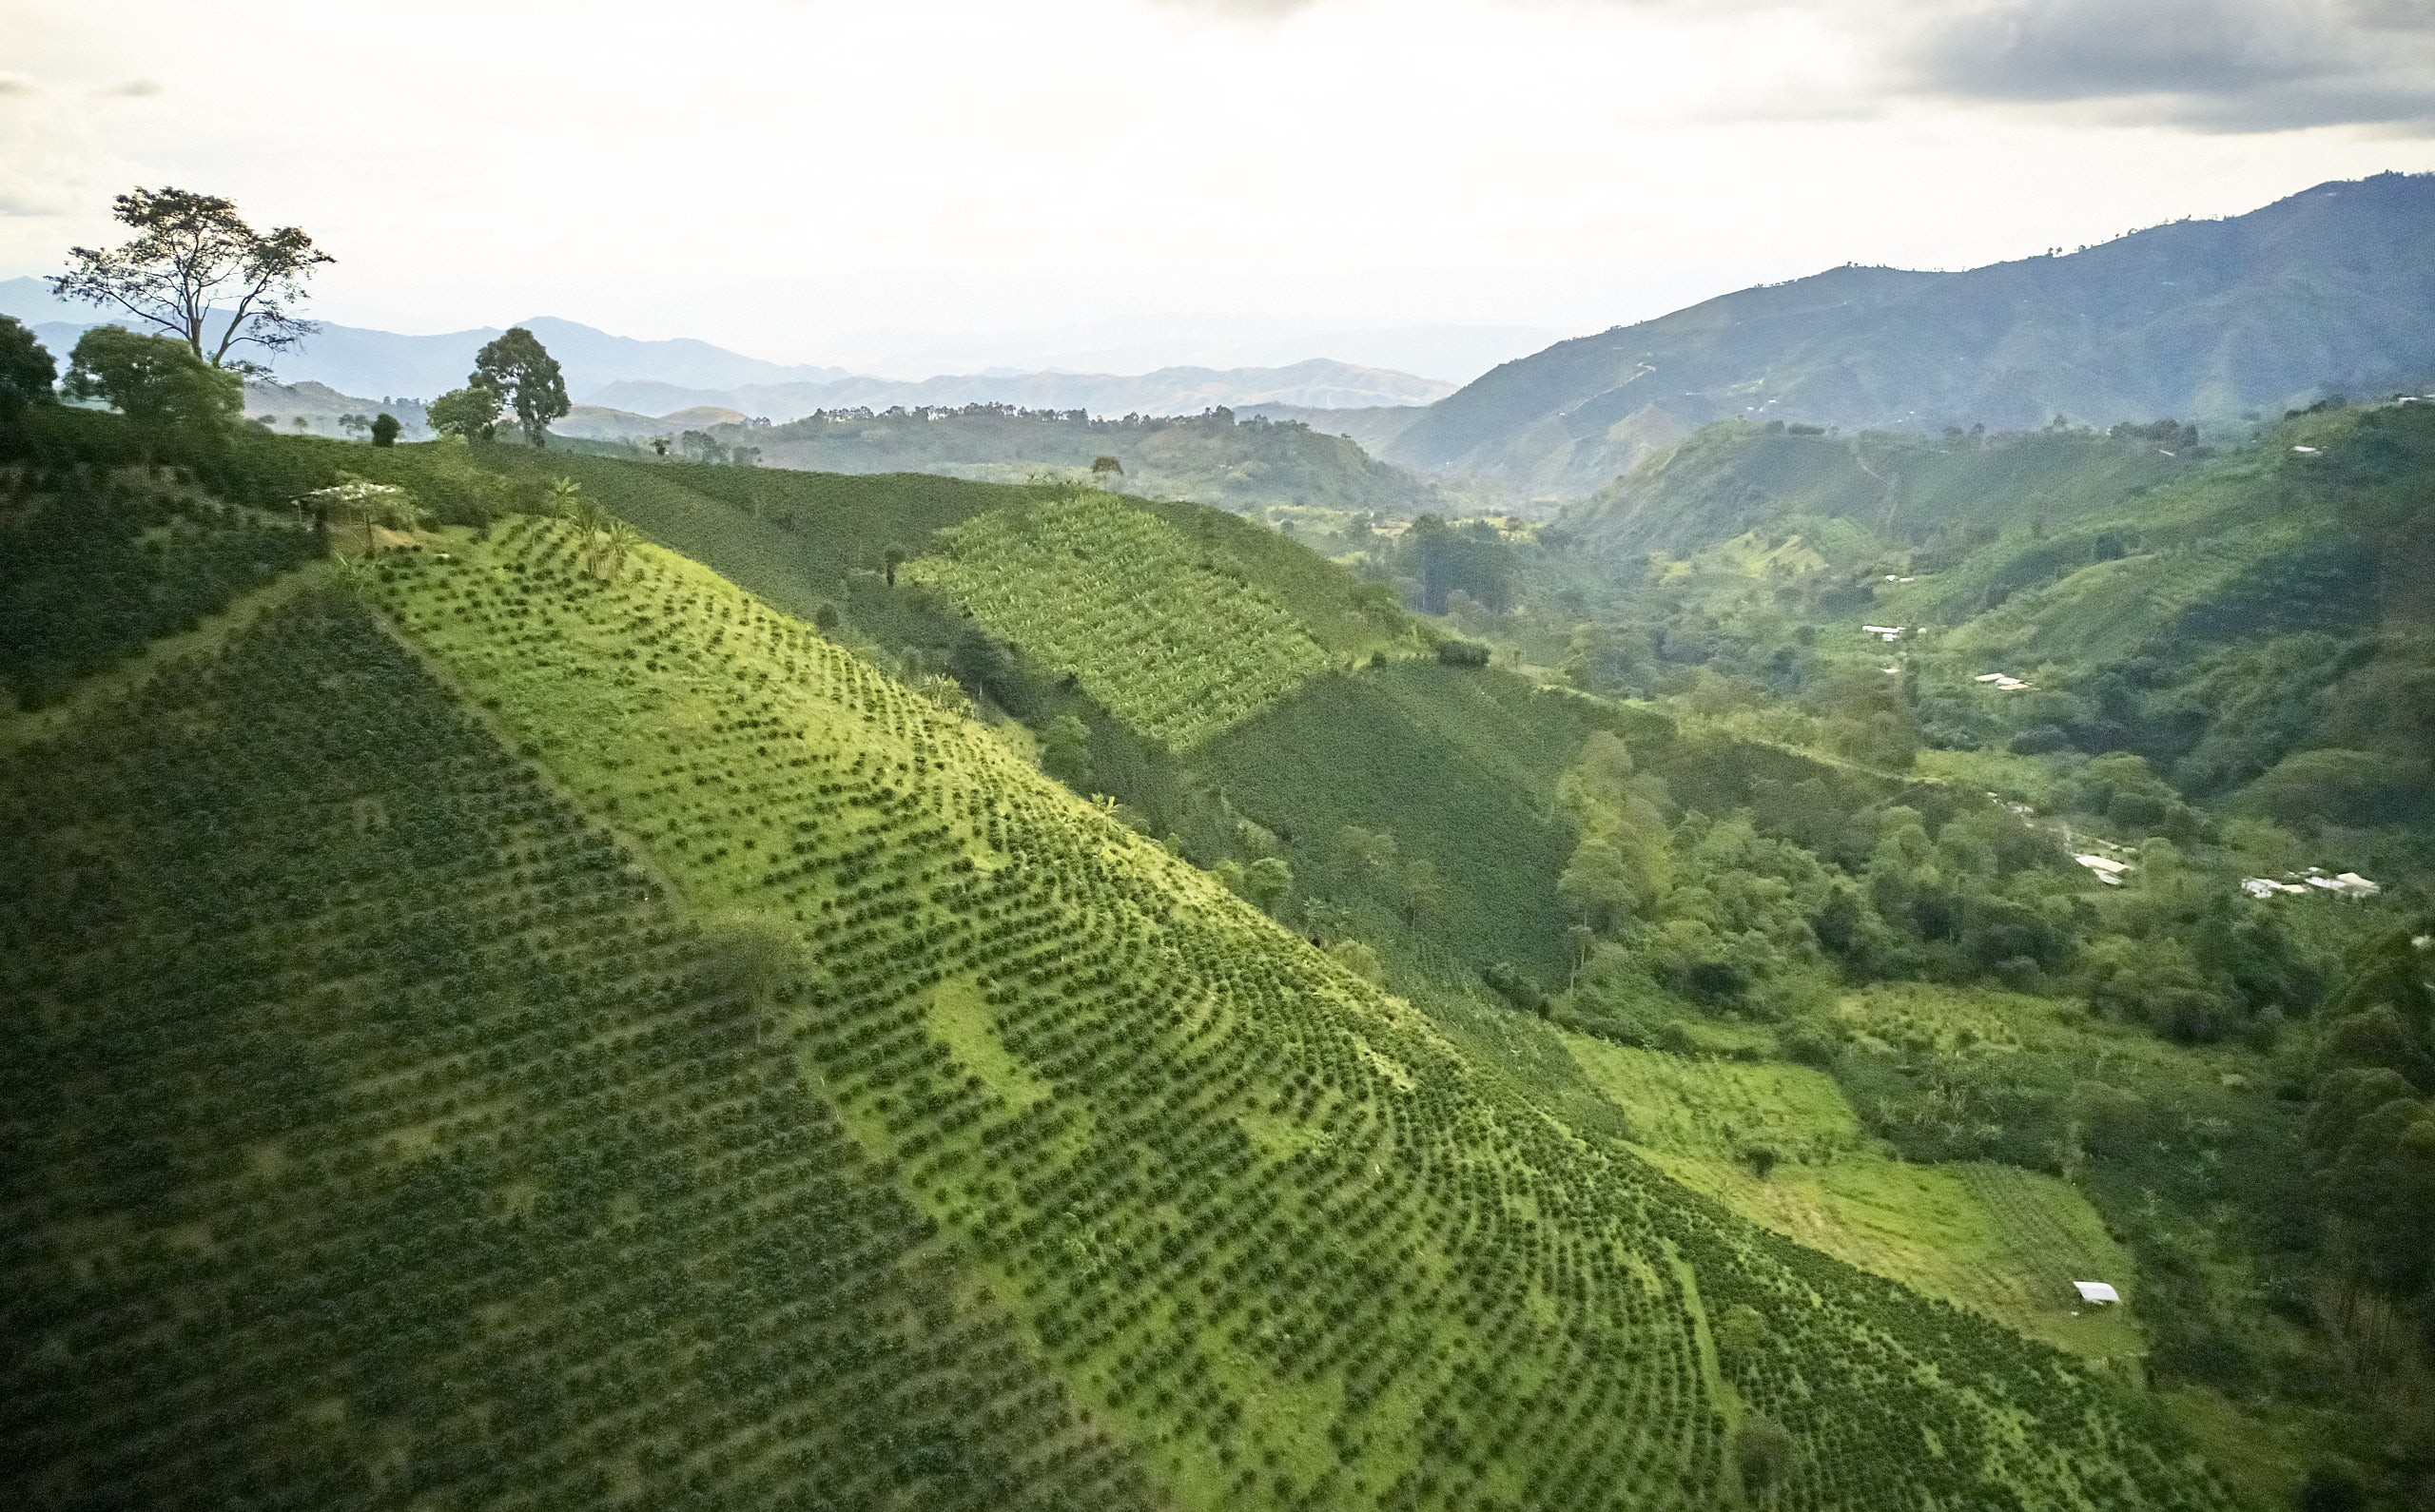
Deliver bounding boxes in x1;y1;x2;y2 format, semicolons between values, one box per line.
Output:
594;518;642;579
547;475;582;519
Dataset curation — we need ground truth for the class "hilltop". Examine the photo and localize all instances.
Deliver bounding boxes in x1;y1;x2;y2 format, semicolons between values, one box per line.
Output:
1389;172;2435;497
0;413;2243;1511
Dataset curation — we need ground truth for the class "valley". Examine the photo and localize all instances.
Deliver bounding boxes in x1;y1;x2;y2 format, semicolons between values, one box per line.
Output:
5;163;2434;1512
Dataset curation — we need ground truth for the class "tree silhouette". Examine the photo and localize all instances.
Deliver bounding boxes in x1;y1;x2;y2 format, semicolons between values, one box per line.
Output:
51;186;332;372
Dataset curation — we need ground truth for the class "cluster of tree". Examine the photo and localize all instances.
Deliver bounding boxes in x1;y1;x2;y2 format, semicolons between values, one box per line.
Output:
1391;514;1520;615
427;328;570;447
2;316;244;466
656;429;760;467
1538;727;2328;1046
2307;931;2435;1306
6;185;420;458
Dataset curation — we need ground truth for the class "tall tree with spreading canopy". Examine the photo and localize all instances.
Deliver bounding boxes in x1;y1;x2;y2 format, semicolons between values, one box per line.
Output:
472;327;569;447
49;186;332;374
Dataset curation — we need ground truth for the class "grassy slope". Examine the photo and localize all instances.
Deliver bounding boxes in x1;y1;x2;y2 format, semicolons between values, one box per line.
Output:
1563;1034;2141;1365
202;434;1595;984
1913;404;2435;666
341;520;2229;1512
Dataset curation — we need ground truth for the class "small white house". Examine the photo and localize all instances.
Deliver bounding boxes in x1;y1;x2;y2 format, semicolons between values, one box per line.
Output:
2075;855;2131;886
2305;872;2382;901
2073;1281;2120;1307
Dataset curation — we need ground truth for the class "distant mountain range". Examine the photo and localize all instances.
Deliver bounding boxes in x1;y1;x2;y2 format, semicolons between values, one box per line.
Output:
0;284;860;403
586;359;1452;423
1386;171;2435;498
0;281;1449;419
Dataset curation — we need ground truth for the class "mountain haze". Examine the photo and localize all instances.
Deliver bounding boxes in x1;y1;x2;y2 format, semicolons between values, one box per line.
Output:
1389;172;2435;498
0;280;1448;422
585;359;1453;422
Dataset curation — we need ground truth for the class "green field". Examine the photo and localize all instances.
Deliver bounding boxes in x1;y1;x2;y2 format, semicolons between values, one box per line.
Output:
1563;1034;2142;1364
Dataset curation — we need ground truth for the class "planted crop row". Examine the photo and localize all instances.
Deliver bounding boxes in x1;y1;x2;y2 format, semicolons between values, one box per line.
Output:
0;467;318;708
902;492;1339;750
0;587;1154;1512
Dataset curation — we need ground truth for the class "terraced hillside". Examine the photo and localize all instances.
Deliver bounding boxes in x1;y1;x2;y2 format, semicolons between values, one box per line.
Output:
903;491;1350;749
333;519;2224;1511
0;591;1152;1511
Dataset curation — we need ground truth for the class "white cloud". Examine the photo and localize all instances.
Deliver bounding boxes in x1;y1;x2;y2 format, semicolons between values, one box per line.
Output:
0;0;2429;375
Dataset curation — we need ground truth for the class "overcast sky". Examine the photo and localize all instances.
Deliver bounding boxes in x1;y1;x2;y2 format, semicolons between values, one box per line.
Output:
4;0;2433;378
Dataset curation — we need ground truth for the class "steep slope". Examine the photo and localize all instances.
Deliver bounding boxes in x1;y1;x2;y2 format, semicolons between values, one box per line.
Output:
1558;422;2190;566
1548;399;2435;821
1393;171;2435;497
902;492;1345;750
355;521;2227;1511
0;590;1153;1511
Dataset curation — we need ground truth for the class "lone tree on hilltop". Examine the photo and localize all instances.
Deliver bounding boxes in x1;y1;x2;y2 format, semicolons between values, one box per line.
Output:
50;186;332;374
471;327;569;447
62;325;240;464
1090;455;1122;484
368;413;400;447
0;315;59;417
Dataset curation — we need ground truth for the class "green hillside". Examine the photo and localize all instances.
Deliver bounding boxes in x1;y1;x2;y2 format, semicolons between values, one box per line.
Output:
0;432;2239;1510
0;589;1153;1511
903;492;1351;749
1410;393;2435;1507
1546;399;2435;823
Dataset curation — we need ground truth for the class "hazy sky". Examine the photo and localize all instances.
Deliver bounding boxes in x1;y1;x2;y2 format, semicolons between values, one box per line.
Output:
4;0;2434;378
